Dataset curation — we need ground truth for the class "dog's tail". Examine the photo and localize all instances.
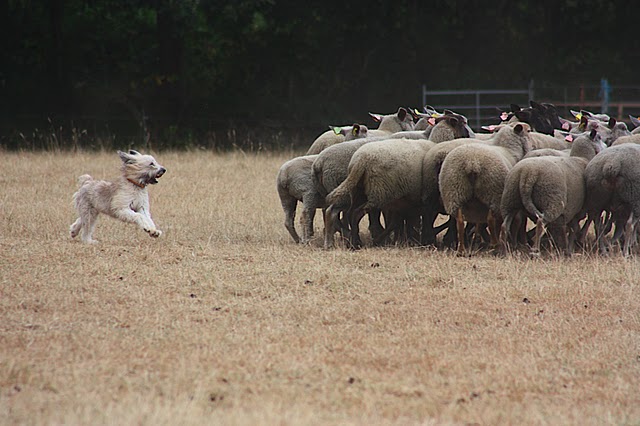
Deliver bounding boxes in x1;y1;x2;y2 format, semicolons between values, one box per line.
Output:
77;174;93;187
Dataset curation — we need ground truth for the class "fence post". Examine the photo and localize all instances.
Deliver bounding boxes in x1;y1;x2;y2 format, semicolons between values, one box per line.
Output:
600;78;611;114
475;92;481;130
528;79;535;101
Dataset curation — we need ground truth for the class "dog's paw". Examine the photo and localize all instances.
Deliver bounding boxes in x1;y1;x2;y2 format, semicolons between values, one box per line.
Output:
147;228;162;238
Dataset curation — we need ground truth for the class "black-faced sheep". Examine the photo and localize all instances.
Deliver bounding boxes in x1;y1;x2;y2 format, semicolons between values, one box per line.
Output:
500;130;603;256
438;123;533;255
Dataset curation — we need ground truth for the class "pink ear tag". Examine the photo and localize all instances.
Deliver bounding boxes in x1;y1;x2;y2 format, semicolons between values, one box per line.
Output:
500;112;509;121
562;122;571;130
428;117;436;126
565;134;574;142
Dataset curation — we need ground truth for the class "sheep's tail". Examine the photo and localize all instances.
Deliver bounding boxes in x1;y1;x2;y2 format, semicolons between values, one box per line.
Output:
312;160;327;197
519;170;545;221
326;162;365;209
77;174;93;187
601;160;622;188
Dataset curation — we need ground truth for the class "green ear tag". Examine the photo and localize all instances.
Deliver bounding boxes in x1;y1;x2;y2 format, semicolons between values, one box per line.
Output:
332;127;341;135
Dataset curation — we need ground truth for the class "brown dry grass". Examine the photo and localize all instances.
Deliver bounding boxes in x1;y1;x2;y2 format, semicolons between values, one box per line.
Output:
1;150;639;426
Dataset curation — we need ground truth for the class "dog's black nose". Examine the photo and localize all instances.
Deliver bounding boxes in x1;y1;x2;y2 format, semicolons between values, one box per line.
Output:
157;168;166;177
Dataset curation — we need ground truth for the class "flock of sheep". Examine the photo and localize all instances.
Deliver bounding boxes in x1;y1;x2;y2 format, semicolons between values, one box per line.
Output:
276;102;640;257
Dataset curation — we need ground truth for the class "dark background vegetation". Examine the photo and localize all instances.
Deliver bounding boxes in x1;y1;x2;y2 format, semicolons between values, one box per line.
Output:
1;0;637;150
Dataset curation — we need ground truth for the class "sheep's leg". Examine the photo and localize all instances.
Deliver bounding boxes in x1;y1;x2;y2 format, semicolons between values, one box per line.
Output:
349;207;366;249
487;210;501;249
369;209;385;243
455;209;467;256
500;213;514;254
300;203;316;245
323;205;337;249
593;212;611;255
567;220;582;256
280;195;300;244
442;216;458;249
622;213;637;258
420;209;439;246
531;217;545;257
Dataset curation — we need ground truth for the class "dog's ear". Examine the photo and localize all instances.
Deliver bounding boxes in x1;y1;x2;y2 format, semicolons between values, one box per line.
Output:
118;150;135;164
129;150;141;156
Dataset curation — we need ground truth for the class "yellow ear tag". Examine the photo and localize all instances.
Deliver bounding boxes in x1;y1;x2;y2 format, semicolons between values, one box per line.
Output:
575;113;582;121
352;127;358;137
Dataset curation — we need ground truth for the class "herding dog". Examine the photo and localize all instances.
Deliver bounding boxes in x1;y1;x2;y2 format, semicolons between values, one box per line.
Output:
70;150;166;243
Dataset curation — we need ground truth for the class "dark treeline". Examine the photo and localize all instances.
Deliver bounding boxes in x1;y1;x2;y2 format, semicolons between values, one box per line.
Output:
0;0;636;150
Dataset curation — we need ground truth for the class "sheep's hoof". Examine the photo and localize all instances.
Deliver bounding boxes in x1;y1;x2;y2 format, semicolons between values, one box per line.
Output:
529;250;541;259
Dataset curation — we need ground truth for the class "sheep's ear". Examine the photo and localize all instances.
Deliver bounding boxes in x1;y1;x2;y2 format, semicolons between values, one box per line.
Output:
444;109;454;115
118;150;135;164
530;100;544;111
514;109;530;122
607;117;617;129
514;123;524;134
129;149;141;156
397;107;407;121
407;108;420;120
578;116;589;131
628;115;640;127
589;129;598;140
369;112;382;123
510;104;521;112
329;126;344;135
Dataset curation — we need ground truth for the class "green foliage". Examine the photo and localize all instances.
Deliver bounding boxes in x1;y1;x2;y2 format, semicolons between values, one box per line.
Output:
0;0;636;150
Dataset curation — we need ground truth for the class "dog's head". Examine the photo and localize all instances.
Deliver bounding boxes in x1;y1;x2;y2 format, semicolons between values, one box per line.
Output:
118;150;166;187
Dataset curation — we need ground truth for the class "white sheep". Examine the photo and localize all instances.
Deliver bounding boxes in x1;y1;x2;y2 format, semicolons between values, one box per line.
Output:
583;144;640;256
312;108;414;247
438;123;533;255
500;130;603;256
276;154;326;244
325;138;435;248
306;123;369;155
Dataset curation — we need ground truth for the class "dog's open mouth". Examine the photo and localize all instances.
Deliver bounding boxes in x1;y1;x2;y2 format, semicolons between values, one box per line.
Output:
148;169;165;185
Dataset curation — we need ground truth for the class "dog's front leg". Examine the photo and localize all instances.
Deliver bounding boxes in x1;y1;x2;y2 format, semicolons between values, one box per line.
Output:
114;209;161;238
139;208;162;238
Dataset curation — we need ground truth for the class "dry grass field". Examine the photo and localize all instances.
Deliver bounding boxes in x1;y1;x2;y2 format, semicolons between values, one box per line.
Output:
1;150;639;425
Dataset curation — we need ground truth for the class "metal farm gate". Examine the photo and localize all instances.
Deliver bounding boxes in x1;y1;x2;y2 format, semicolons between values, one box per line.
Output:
421;79;640;131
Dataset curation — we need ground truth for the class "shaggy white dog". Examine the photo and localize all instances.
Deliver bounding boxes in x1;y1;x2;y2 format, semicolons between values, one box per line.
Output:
70;150;166;243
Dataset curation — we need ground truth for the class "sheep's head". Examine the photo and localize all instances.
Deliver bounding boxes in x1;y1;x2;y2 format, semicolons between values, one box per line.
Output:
513;104;555;136
369;107;414;133
434;111;471;139
512;123;533;155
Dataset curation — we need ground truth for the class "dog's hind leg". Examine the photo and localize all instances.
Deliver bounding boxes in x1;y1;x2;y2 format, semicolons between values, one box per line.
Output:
70;218;82;238
80;209;99;244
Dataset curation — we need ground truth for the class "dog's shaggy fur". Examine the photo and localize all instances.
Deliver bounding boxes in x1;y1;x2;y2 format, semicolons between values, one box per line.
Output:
70;150;166;243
